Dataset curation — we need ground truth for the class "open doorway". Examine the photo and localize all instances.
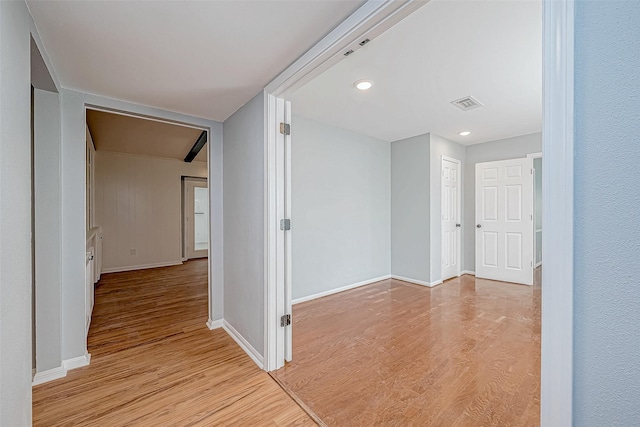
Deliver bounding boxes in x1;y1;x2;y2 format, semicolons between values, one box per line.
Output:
83;108;210;353
268;0;547;424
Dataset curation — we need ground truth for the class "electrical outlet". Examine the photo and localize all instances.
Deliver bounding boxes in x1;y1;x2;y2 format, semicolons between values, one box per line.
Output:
130;248;136;256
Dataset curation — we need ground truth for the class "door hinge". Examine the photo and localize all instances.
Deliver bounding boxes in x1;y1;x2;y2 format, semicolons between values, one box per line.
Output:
280;314;291;327
280;122;291;136
280;219;291;230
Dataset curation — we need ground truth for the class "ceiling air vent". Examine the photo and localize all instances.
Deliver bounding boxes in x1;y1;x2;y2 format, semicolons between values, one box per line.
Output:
359;38;370;46
344;49;354;57
450;96;484;111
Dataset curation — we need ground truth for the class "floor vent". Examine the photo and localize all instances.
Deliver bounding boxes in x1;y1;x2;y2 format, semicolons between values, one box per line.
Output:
451;96;484;111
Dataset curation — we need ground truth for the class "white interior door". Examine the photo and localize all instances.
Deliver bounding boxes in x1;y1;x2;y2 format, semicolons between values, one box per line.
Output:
441;156;461;281
184;178;209;259
475;158;533;285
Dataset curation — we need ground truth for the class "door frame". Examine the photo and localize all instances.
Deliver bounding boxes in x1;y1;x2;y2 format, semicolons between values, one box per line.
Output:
441;155;462;280
183;177;209;260
528;152;543;268
264;1;575;425
84;105;216;330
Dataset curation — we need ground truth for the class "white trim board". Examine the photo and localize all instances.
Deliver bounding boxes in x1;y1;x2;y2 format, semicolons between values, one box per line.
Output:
536;262;543;268
391;275;442;288
206;318;224;330
63;353;91;371
223;320;264;369
460;270;476;276
540;1;574;425
32;352;91;386
32;366;67;386
101;261;183;274
292;275;391;305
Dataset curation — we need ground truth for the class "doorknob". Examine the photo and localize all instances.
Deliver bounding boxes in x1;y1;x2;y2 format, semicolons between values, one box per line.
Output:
476;224;482;228
456;224;461;227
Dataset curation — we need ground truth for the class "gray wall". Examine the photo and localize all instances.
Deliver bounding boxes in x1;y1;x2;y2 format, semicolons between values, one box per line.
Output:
292;116;390;300
574;1;640;424
463;133;542;272
223;92;265;355
429;133;465;282
0;1;37;423
34;88;62;373
391;134;431;282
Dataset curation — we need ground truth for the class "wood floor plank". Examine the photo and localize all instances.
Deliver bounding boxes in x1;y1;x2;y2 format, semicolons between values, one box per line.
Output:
33;260;314;427
274;268;542;426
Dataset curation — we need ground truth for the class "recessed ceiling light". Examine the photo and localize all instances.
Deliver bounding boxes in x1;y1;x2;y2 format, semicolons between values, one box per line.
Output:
354;80;373;91
459;131;471;136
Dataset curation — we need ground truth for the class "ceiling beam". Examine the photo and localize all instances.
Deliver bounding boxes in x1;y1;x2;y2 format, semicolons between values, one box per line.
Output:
184;131;207;163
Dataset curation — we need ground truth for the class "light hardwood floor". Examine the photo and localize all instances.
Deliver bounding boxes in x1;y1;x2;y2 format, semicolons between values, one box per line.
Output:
32;259;314;427
273;270;541;426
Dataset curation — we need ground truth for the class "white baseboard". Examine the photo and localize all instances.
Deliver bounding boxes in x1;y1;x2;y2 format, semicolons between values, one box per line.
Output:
63;352;91;370
391;275;441;287
32;366;67;386
101;261;183;274
222;320;264;369
460;270;476;276
292;275;391;304
206;318;223;330
535;262;542;268
32;352;91;386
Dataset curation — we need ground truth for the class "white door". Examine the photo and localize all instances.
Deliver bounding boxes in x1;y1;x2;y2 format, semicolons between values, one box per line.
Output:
475;158;534;285
441;156;461;280
184;179;209;259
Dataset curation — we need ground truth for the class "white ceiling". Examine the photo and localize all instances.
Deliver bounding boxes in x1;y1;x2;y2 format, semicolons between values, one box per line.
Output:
289;0;542;145
27;0;365;121
86;110;208;162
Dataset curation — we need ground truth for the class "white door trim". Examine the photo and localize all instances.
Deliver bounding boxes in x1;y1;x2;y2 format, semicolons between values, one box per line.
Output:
263;1;575;425
441;155;461;280
541;0;574;424
183;177;209;260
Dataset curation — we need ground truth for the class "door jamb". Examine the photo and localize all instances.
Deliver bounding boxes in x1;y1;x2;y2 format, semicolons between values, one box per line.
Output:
441;155;462;280
263;2;575;426
527;152;542;269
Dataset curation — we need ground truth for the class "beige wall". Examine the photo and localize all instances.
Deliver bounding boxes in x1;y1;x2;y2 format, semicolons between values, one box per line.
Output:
95;151;207;272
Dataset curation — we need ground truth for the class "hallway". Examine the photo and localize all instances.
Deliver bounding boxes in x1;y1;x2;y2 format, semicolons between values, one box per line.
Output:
33;260;313;426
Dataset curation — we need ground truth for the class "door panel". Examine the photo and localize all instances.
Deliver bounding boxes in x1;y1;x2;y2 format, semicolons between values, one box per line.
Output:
441;157;461;281
476;158;533;285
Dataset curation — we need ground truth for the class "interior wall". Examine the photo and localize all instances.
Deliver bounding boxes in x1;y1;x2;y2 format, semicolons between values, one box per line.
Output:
574;2;640;424
95;151;207;272
390;134;431;283
0;0;59;423
534;157;542;265
33;88;62;373
463;132;542;272
291;115;390;301
429;133;465;282
223;92;265;356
